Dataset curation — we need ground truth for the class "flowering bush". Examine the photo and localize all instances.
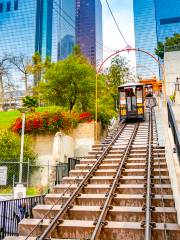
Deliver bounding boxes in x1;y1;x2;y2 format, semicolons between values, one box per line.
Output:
79;112;93;123
11;111;93;134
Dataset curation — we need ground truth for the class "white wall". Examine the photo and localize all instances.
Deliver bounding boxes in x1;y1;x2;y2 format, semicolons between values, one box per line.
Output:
164;51;180;96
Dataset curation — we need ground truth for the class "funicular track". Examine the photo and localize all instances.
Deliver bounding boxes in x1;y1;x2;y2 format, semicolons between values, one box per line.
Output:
6;101;180;240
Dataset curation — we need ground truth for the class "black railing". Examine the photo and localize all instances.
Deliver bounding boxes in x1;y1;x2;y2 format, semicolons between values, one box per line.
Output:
55;157;83;184
68;157;82;172
167;99;180;163
0;195;45;239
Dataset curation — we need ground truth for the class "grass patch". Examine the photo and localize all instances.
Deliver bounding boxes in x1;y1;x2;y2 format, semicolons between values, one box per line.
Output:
0;110;20;129
0;186;46;196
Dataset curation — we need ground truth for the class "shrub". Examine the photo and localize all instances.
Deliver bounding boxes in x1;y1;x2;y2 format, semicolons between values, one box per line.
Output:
11;110;93;134
0;131;37;185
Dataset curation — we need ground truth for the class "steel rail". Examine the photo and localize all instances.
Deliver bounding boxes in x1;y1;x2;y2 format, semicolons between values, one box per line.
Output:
145;106;153;240
90;122;139;240
38;122;126;240
24;160;91;240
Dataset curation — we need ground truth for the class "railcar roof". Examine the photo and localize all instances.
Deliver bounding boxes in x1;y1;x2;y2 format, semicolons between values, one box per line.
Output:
118;83;143;88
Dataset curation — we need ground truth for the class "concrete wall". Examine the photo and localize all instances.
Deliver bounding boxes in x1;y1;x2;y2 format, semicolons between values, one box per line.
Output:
164;51;180;96
29;122;103;186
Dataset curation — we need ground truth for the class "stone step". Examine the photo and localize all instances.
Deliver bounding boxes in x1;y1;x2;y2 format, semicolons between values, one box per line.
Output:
80;158;167;164
45;193;175;207
123;169;169;176
62;175;170;185
32;205;177;223
17;219;180;240
69;168;169;177
75;162;167;171
53;184;172;195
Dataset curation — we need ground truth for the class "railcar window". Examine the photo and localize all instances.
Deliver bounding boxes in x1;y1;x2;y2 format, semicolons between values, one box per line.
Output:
125;88;135;97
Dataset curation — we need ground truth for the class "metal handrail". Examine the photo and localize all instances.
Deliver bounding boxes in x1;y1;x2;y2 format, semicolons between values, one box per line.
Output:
167;99;180;163
0;195;45;239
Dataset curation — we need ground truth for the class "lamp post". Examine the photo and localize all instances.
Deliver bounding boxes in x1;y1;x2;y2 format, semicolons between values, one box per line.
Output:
14;107;29;198
19;110;26;183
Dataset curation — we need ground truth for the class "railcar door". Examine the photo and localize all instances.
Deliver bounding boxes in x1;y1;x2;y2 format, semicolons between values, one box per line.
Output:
125;87;137;117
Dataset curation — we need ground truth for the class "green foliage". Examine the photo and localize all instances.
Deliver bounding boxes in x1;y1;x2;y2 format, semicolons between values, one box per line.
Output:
29;52;52;86
155;42;164;60
11;110;93;134
0;131;37;162
169;91;176;102
38;47;96;112
0;131;37;185
22;96;38;111
108;55;129;89
155;33;180;59
94;74;117;127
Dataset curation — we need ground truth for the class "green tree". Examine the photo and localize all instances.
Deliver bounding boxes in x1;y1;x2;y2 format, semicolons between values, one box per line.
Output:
108;55;130;89
29;52;52;86
38;47;96;113
0;131;37;184
107;55;130;111
22;96;38;112
155;33;180;59
96;74;117;126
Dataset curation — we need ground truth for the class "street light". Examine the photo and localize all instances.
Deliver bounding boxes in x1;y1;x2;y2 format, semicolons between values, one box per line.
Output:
14;107;29;198
18;107;29;183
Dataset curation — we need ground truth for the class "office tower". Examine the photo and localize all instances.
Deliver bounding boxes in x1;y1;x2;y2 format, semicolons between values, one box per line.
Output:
0;0;75;88
76;0;103;66
133;0;180;79
58;0;75;60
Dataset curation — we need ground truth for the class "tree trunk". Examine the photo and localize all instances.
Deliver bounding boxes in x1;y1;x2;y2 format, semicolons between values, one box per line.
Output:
24;74;28;93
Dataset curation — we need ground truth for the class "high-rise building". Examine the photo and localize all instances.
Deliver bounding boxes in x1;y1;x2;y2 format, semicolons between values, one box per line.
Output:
58;0;75;60
0;0;75;88
133;0;180;79
76;0;103;66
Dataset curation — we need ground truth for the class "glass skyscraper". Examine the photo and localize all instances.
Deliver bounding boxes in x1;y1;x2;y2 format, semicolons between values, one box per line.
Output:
0;0;75;88
58;0;75;60
133;0;180;79
76;0;103;66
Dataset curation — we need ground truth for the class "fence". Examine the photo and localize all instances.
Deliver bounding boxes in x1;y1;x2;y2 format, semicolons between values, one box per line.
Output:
0;157;83;195
167;99;180;163
55;157;83;184
0;161;56;195
0;195;45;239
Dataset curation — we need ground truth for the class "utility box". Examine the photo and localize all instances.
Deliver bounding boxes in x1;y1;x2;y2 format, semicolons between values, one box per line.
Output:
14;184;26;199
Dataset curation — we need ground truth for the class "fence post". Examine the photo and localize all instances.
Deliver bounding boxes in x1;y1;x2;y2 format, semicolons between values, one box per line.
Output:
27;158;30;189
1;201;6;239
47;159;50;193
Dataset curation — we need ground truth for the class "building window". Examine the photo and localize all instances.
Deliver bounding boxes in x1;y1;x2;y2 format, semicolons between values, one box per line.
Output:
160;17;180;25
6;2;11;12
0;3;3;13
14;0;18;10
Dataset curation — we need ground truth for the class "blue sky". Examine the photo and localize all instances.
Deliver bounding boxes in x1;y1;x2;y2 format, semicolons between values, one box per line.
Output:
101;0;135;66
